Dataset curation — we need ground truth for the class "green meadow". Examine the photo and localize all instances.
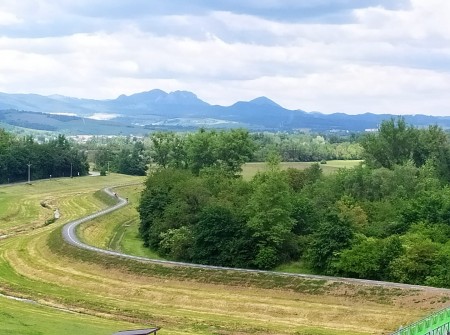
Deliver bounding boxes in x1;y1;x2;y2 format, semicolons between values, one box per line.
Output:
241;160;362;179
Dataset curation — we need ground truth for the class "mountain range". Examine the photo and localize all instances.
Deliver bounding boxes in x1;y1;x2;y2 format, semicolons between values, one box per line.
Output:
1;89;450;135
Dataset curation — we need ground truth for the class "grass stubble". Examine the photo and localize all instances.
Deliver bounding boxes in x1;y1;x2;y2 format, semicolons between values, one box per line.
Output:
0;171;448;335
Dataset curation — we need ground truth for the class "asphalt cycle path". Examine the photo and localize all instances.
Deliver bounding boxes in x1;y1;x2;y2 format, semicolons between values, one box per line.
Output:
62;187;450;294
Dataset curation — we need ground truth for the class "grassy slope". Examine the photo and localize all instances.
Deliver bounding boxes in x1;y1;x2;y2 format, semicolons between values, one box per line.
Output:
0;172;448;335
0;174;143;235
0;295;137;335
78;184;162;259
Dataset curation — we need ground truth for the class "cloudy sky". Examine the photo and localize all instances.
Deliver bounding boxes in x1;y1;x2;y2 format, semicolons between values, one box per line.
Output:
1;0;449;115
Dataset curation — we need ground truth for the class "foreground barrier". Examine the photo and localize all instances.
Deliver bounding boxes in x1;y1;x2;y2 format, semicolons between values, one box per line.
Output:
391;306;450;335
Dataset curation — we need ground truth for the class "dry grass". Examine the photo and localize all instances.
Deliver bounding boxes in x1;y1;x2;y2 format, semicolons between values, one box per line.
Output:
0;174;449;335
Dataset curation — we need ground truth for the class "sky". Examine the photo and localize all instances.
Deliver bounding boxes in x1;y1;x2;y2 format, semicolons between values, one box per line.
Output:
0;0;449;115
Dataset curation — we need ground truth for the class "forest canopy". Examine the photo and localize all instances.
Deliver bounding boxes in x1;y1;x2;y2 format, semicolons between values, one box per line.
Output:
139;120;450;288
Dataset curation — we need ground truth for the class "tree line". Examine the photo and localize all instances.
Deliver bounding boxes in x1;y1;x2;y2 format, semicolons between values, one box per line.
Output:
251;132;363;162
87;129;362;176
0;130;89;183
138;120;450;288
93;140;148;176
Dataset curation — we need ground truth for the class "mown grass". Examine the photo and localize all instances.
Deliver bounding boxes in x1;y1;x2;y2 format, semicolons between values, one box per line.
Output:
241;160;362;180
0;174;143;235
0;295;138;335
77;184;162;259
0;173;447;335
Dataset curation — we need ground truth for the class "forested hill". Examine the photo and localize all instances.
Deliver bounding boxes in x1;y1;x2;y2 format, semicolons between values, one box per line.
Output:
2;90;450;133
138;119;450;288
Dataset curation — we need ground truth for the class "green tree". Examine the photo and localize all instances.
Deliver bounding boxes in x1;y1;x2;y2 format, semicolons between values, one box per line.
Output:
191;204;255;267
149;131;187;169
361;117;418;169
159;226;193;260
390;234;441;284
94;147;116;172
215;129;254;174
425;243;450;288
115;142;148;175
335;236;403;280
0;129;12;154
186;128;254;176
247;170;294;269
186;129;218;175
0;131;89;183
307;213;353;273
138;168;192;248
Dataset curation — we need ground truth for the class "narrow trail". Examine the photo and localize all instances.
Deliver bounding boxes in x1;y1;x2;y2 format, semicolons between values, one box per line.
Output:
62;187;450;294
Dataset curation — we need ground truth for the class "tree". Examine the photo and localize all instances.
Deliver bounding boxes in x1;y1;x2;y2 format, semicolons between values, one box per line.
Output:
335;236;403;280
390;234;441;284
0;131;89;183
149;131;187;169
361;119;450;179
361;118;418;169
159;226;193;260
425;243;450;288
139;167;213;255
138;168;192;248
401;187;450;226
186;128;254;176
247;170;294;269
291;194;319;236
307;213;353;273
0;129;12;154
94;147;116;172
115;142;148;175
336;196;368;231
215;129;254;174
191;204;255;267
412;125;448;167
150;132;174;168
186;129;218;175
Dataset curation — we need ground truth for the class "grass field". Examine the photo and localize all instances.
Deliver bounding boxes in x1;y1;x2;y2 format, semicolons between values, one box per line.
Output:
241;160;362;179
78;184;162;259
0;172;449;335
0;295;138;335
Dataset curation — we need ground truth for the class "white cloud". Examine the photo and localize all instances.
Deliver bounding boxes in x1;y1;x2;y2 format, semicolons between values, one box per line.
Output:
0;10;22;25
0;0;449;115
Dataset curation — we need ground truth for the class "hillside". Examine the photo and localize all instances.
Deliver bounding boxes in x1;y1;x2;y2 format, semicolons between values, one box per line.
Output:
1;176;448;335
2;90;450;134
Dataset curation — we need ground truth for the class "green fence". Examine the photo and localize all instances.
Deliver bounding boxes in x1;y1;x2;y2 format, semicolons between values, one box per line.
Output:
391;306;450;335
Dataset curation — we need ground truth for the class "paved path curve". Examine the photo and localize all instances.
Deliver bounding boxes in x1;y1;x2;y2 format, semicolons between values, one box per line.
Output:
62;187;450;293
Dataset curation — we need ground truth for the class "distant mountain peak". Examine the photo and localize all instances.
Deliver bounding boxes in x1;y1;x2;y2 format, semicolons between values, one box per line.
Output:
2;89;450;134
249;96;281;107
116;89;168;101
169;90;197;97
165;90;208;105
114;89;207;106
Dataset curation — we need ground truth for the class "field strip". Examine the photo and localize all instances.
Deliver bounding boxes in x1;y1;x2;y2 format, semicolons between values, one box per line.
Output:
63;187;450;294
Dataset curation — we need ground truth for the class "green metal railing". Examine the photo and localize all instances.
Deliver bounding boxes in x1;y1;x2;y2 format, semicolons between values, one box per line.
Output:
391;306;450;335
